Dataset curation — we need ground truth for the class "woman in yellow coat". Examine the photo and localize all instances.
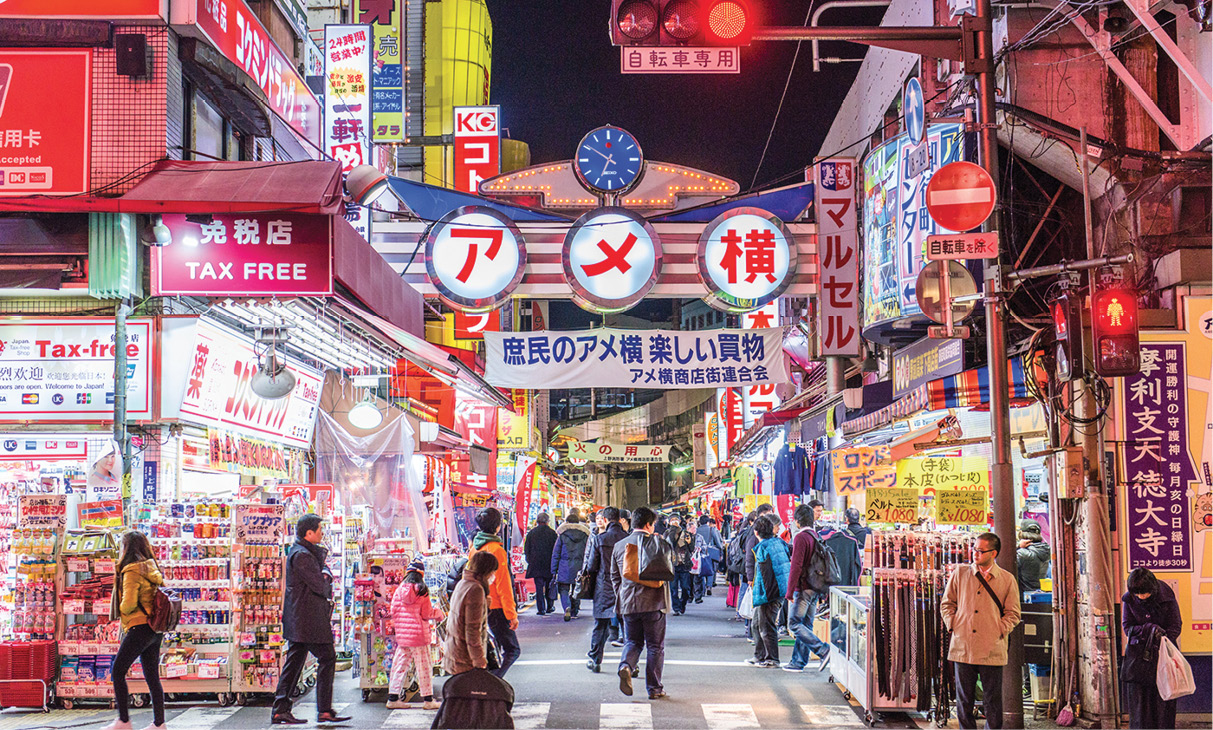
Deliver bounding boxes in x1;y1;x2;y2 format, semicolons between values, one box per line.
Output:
102;531;166;730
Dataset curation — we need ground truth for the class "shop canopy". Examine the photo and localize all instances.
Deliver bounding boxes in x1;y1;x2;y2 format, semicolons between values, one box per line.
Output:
842;358;1044;435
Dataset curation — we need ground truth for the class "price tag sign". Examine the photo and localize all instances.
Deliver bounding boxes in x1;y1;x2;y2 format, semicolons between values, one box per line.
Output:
94;558;116;574
64;599;87;614
198;663;220;679
936;489;989;525
165;663;188;678
864;487;920;524
66;557;89;572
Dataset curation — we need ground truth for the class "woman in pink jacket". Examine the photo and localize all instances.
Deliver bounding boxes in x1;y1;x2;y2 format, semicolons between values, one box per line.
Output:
387;559;446;710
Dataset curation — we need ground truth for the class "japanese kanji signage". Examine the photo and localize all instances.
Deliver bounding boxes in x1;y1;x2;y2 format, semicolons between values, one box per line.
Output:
0;0;164;18
896;456;990;498
832;446;894;495
814;158;860;356
621;47;740;74
497;406;531;451
483;327;788;390
454;310;500;339
926;231;999;260
0;318;152;421
698;207;797;313
0;50;90;196
454;106;500;194
180;319;322;449
153;213;333;296
864;487;919;524
892;336;965;399
935;489;988;525
455;393;497;493
569;441;670;464
717;387;745;462
424;206;526;311
207;428;294;479
355;0;404;142
742;303;782;427
563;208;663;313
324;25;372;171
192;0;321;148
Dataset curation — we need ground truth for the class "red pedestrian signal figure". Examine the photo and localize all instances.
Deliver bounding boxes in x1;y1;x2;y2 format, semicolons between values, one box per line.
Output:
1092;287;1141;377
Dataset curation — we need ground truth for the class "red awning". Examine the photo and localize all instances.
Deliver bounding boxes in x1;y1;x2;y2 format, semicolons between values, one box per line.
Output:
0;159;345;215
332;217;424;338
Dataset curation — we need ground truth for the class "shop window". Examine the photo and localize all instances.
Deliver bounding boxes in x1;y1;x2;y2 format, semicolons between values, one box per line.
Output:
186;85;247;161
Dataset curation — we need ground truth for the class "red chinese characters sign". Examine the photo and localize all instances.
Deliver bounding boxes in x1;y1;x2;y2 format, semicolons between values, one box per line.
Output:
0;50;90;196
0;0;163;18
154;213;333;296
697;208;796;313
192;0;321;149
453;106;500;194
814;158;861;356
741;303;781;427
454;394;497;492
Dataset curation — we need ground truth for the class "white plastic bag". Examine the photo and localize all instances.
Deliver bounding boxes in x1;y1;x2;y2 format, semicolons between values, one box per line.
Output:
1156;636;1196;701
738;585;754;620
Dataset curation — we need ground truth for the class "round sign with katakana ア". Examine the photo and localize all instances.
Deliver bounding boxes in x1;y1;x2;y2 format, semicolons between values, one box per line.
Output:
697;207;797;312
424;206;527;311
562;207;662;313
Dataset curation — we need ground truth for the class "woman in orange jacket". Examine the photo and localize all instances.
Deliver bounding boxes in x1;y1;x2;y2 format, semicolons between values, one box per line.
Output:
468;507;519;677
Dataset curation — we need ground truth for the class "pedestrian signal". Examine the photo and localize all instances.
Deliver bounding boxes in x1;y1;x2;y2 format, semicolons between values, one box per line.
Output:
1091;287;1140;377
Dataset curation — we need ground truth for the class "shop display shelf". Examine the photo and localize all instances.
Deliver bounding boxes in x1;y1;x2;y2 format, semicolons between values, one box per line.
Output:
58;642;121;656
181;601;230;609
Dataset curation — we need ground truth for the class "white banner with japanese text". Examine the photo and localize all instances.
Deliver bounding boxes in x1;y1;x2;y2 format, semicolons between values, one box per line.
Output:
570;442;670;464
814;158;861;356
484;327;788;390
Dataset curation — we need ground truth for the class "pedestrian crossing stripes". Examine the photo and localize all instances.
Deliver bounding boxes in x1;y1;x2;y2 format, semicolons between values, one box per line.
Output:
702;704;760;729
599;703;652;729
167;706;241;729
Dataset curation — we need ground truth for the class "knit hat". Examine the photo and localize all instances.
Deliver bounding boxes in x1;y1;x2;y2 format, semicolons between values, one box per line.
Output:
407;558;426;575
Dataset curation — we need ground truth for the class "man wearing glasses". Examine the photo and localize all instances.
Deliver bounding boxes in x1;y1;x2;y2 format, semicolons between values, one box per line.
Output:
940;533;1022;729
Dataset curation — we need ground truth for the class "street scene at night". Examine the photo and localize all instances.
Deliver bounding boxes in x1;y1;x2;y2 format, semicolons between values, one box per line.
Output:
0;0;1208;729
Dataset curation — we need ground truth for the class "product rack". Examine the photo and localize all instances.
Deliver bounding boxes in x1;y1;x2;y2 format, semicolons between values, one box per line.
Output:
355;552;410;699
232;503;286;701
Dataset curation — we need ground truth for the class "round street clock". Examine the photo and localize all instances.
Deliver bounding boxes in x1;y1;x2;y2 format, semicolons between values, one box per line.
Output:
573;125;645;195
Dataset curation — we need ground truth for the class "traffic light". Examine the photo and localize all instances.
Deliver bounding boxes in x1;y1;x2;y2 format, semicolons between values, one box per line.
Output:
1091;287;1141;377
611;0;757;47
1051;291;1082;382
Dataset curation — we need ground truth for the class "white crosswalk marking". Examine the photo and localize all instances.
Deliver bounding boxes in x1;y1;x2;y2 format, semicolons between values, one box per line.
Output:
290;701;352;719
600;702;653;729
168;706;241;729
702;703;760;729
383;709;436;728
512;701;552;729
800;704;863;726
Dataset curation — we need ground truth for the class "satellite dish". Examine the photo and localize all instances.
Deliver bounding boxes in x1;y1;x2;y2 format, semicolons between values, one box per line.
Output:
250;336;296;400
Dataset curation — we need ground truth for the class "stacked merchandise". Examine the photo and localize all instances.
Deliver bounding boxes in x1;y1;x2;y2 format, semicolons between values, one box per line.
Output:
323;514;345;647
343;515;364;652
0;640;58;710
57;530;122;704
869;531;975;726
233;504;286;695
354;553;408;698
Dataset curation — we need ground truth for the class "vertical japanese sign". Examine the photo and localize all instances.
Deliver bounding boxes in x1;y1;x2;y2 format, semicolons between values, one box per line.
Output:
354;0;403;142
704;412;720;470
717;387;744;463
741;303;781;427
815;158;860;356
455;393;498;493
453;106;500;194
0;50;91;196
324;24;372;242
514;454;537;533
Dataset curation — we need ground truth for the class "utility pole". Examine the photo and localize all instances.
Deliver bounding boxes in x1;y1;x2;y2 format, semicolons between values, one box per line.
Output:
114;299;133;517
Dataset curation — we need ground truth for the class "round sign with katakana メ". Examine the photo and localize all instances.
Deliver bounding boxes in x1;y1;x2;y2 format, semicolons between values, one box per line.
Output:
562;207;662;313
697;207;797;312
424;206;527;311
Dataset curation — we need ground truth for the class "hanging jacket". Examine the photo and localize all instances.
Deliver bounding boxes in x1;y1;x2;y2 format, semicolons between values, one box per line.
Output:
823;530;862;586
112;559;164;630
751;536;791;607
470;532;516;622
390;582;445;648
1121;581;1182;684
550;521;592;584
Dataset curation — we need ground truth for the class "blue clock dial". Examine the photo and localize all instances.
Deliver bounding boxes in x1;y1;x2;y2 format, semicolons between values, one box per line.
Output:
573;125;644;194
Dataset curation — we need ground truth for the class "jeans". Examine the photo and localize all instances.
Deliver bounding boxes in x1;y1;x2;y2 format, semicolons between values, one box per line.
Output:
273;641;336;717
752;602;780;664
557;583;581;616
671;569;694;613
788;590;829;669
486;608;520;678
620;611;666;695
533;576;556;614
113;624;164;726
955;662;1004;729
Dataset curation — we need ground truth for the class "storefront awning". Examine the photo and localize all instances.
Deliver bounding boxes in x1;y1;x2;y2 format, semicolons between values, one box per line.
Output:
332;218;424;338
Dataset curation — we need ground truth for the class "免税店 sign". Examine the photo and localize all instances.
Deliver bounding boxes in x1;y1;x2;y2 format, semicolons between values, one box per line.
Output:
484;327;788;390
698;208;796;313
0;50;91;196
569;441;670;464
0;318;153;421
153;213;333;296
814;158;860;356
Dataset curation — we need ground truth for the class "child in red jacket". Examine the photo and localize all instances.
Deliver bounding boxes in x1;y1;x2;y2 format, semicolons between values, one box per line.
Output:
387;559;446;709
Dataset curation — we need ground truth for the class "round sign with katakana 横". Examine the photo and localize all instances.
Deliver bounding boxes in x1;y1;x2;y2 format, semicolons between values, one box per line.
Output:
562;207;662;313
424;206;527;311
697;207;797;312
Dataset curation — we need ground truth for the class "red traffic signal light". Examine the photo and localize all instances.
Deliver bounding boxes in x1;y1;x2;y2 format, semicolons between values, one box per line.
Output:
1091;287;1140;377
1051;292;1082;382
611;0;756;47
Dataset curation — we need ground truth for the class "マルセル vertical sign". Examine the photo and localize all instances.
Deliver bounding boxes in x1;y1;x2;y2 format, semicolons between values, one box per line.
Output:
814;158;861;356
453;106;500;194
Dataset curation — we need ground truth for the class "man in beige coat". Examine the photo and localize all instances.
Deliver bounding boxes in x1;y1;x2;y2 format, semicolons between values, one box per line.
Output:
941;532;1021;729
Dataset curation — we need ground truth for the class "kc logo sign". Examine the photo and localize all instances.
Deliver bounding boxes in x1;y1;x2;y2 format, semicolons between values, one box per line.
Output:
562;207;662;314
454;105;500;194
697;207;797;313
424;206;526;311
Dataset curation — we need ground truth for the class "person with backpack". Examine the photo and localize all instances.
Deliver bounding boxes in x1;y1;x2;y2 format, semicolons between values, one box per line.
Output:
785;504;831;672
386;559;445;710
665;514;695;615
272;514;350;725
608;507;672;700
103;531;166;730
747;515;791;668
694;515;723;599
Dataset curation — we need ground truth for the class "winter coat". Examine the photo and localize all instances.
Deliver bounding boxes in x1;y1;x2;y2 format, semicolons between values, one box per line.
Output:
591;523;628;619
786;527;818;599
444;570;491;675
390;582;445;648
283;538;334;643
846;521;871;548
550;522;592;584
469;532;517;622
431;667;514;730
1121;581;1182;684
940;563;1022;666
666;526;694;571
523;523;558;579
1016;539;1051;592
111;559;164;630
609;532;672;616
743;525;763;583
752;537;791;607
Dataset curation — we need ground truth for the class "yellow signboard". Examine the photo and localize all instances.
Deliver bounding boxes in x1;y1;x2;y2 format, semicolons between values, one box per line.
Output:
497;407;530;451
832;445;894;495
355;0;405;141
896;456;990;496
936;489;989;525
864;487;919;524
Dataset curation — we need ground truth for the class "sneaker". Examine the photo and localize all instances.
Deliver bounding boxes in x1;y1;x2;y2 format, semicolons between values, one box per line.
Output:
610;639;624;647
100;721;133;730
618;666;634;696
761;660;780;668
564;610;572;622
817;651;831;672
745;657;762;665
586;659;601;673
386;700;410;710
782;664;806;672
648;691;667;700
422;701;440;710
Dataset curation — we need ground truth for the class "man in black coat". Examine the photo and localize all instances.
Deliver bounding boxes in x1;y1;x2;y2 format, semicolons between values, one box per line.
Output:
271;514;349;725
524;513;559;615
587;507;628;672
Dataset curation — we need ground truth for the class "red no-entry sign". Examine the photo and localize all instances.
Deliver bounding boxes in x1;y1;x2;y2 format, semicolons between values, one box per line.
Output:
925;161;997;232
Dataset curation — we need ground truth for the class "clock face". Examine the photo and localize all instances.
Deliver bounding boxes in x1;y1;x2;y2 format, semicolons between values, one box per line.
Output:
573;126;644;194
